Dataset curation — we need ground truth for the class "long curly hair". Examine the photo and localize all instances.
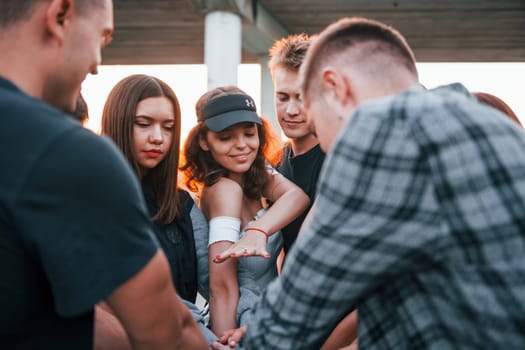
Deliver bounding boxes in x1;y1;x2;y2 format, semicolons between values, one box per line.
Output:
180;86;282;199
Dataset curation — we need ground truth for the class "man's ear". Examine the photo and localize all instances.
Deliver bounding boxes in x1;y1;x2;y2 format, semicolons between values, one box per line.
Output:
198;136;210;151
45;0;72;43
321;67;355;107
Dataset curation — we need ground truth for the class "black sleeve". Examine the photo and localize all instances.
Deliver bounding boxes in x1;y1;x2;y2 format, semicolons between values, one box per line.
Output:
14;128;158;317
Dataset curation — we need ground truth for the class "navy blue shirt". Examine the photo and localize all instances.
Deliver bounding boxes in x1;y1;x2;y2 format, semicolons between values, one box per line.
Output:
0;77;158;349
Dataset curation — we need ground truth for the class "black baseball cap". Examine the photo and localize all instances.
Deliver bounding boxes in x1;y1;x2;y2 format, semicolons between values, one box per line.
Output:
198;94;262;132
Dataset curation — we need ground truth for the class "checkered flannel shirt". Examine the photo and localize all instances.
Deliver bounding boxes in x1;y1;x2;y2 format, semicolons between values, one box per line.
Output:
244;83;525;349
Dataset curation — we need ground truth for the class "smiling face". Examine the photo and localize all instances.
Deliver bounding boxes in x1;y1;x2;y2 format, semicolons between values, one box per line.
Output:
44;0;114;113
200;122;260;183
133;96;175;176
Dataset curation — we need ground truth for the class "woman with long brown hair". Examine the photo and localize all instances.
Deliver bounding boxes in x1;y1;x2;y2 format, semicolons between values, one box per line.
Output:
100;74;217;345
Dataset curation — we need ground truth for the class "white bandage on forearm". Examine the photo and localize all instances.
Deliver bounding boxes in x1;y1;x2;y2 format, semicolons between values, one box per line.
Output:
208;216;241;246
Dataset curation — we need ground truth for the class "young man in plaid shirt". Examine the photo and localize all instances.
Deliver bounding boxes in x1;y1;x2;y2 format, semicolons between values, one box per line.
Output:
215;16;525;350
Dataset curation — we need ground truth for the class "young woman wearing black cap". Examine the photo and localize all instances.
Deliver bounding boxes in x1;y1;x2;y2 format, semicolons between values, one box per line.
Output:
181;85;309;338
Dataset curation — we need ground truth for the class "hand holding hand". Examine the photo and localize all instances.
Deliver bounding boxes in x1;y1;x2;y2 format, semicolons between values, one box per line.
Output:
210;326;248;349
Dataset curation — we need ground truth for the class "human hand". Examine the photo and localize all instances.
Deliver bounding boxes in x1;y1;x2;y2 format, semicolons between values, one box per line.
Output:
210;343;233;350
213;229;270;263
210;326;248;349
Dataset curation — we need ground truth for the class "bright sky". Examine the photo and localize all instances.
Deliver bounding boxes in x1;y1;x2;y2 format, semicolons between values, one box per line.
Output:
82;63;525;139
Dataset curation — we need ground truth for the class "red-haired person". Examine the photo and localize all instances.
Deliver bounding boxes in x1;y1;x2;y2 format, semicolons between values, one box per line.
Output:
474;91;522;127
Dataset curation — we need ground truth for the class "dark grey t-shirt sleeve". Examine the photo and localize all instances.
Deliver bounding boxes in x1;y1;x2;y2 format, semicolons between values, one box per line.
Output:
14;128;158;317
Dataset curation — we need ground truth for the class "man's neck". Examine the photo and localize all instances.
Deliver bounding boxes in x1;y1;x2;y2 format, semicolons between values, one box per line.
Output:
290;133;319;156
0;29;46;99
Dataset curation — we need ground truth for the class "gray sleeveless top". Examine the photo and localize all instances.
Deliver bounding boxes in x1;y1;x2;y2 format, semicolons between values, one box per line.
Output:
236;208;283;326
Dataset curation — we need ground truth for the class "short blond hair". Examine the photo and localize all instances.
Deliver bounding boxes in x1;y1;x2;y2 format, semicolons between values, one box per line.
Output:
268;33;312;73
301;17;417;100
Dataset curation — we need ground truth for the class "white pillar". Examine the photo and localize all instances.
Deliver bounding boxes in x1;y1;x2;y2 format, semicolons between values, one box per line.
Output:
205;11;242;89
259;56;280;136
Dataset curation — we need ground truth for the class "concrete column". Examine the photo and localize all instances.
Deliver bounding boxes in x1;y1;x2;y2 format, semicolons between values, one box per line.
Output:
204;11;241;89
259;56;279;136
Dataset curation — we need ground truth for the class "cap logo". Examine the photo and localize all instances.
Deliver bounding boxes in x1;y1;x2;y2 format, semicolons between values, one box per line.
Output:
245;99;255;108
198;94;261;132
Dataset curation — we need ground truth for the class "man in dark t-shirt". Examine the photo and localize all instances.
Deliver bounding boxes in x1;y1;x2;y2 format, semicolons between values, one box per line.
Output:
0;1;206;349
268;34;326;262
0;78;159;348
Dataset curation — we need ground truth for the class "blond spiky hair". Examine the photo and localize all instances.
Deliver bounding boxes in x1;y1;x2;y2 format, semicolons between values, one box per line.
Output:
268;33;313;72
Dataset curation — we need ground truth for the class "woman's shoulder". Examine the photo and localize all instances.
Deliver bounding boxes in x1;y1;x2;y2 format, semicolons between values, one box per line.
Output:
266;164;280;176
201;178;243;215
204;177;243;196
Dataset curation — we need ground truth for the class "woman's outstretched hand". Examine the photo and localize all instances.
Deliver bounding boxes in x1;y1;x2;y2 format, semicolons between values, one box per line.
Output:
213;229;270;263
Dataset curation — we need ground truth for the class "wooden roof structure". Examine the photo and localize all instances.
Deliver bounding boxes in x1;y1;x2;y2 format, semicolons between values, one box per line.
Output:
103;0;525;64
